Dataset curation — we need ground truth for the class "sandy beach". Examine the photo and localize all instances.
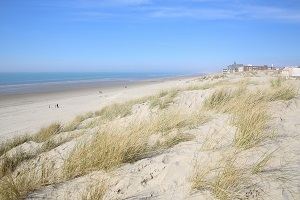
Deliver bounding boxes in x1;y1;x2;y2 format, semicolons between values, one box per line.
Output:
0;75;195;142
1;72;300;199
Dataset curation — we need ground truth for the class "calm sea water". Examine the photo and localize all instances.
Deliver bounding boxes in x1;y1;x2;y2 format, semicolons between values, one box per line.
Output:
0;72;185;96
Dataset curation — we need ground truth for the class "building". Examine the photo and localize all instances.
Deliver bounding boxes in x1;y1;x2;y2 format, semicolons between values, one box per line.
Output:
282;66;300;79
225;62;275;73
242;65;275;71
227;62;244;73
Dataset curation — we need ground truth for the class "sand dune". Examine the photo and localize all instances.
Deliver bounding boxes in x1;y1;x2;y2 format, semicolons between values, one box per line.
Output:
1;72;300;199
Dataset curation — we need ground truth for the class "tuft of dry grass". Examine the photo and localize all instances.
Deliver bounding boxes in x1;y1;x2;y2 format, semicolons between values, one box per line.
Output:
265;84;296;101
185;80;230;91
251;149;276;174
64;107;210;179
191;155;250;200
0;161;57;200
95;102;133;121
203;87;235;111
212;160;248;199
159;132;195;150
150;109;210;135
269;77;284;88
0;150;35;179
149;88;179;109
63;123;151;179
31;122;62;143
201;130;222;151
0;135;31;158
81;180;108;200
232;101;270;149
203;79;296;149
63;112;93;132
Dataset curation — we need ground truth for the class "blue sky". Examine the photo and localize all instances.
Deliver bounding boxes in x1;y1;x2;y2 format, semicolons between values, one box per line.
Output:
0;0;300;73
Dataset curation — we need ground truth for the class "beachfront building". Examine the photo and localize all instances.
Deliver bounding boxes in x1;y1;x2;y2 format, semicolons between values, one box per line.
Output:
282;66;300;79
225;62;275;73
242;65;275;71
226;62;244;73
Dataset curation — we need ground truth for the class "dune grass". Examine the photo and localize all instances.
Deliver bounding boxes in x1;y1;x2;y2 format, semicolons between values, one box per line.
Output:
185;80;231;91
232;101;270;149
63;112;93;132
203;79;296;149
31;122;62;143
251;149;276;174
81;179;108;200
265;84;296;101
63;123;151;179
95;101;134;121
149;88;180;109
191;155;250;199
0;161;57;200
64;107;210;179
0;135;31;158
0;150;36;179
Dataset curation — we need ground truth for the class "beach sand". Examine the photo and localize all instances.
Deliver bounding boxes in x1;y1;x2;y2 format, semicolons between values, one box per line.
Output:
1;72;300;200
0;76;194;142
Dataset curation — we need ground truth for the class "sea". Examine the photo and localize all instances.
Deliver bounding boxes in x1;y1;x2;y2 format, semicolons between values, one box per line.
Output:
0;72;187;96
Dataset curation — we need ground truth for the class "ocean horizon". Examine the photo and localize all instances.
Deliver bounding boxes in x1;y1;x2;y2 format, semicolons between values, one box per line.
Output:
0;72;192;96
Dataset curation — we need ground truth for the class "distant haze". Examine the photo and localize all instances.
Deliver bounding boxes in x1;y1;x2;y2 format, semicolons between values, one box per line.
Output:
1;0;300;73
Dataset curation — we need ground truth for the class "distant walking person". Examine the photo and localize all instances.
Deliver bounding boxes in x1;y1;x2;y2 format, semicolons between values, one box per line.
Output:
57;104;59;108
49;105;50;108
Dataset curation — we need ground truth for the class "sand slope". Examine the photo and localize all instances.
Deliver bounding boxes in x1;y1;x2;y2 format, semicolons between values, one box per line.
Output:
1;72;300;199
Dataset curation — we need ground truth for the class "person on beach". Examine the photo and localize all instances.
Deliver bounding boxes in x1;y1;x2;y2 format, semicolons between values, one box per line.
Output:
57;104;59;108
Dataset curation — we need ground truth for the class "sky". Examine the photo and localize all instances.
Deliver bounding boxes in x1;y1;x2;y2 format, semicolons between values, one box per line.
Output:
0;0;300;73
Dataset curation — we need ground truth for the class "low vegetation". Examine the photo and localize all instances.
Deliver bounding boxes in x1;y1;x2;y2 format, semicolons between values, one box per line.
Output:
31;122;62;143
1;76;298;199
191;154;250;199
63;123;151;179
0;161;57;200
0;135;31;158
64;107;209;179
63;112;93;132
81;180;108;200
0;150;35;179
149;88;179;109
203;79;296;149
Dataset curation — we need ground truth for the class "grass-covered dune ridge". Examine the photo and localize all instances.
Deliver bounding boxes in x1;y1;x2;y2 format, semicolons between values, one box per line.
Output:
0;73;299;199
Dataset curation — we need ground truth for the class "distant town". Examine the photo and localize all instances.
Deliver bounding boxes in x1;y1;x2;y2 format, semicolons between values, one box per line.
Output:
223;62;300;79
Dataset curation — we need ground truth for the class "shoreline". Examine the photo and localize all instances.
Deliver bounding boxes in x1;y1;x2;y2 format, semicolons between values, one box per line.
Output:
0;73;200;97
0;74;201;142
